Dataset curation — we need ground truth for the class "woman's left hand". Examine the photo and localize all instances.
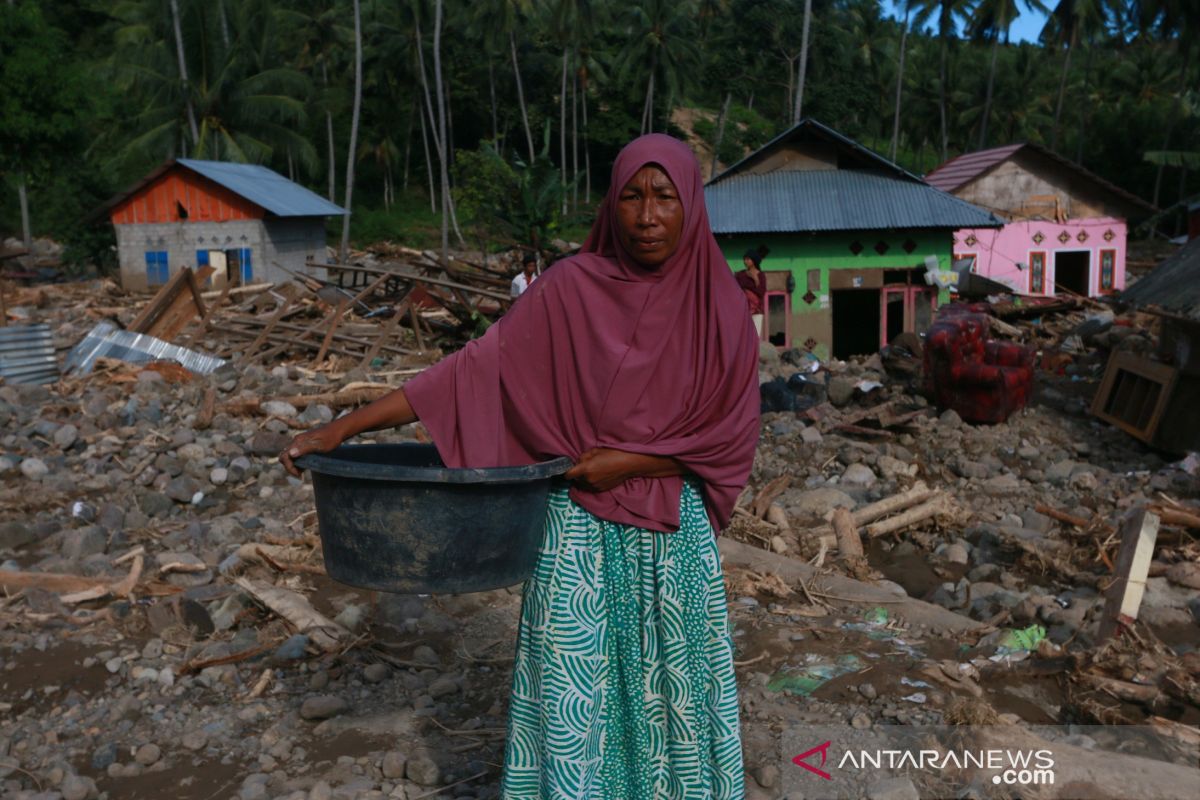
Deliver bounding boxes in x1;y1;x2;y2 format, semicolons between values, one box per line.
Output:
565;448;686;491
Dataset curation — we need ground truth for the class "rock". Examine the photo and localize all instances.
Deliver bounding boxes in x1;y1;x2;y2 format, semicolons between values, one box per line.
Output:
363;663;390;684
210;467;229;486
60;775;94;800
1047;460;1076;483
981;474;1022;495
247;431;292;456
54;424;79;450
938;408;962;427
333;604;366;632
827;375;856;407
867;776;920;800
308;781;333;800
1021;508;1053;534
165;475;202;503
91;742;118;770
943;543;970;565
411;645;439;666
381;751;407;780
406;750;441;786
262;400;299;418
1069;470;1099;491
799;426;822;444
752;763;780;790
840;463;877;487
300;695;348;721
786;488;855;518
134;743;161;765
427;676;460;699
240;774;269;800
1166;562;1200;590
155;552;212;587
952;458;992;480
930;578;970;610
20;457;49;480
139;491;173;518
273;634;310;663
858;682;877;700
62;526;107;560
181;732;207;751
0;521;34;550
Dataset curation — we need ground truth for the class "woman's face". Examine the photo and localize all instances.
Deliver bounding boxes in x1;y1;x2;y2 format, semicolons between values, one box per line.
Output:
614;164;684;269
743;256;756;270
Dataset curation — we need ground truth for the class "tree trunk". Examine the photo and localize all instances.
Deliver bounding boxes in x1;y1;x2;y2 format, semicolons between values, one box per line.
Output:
168;0;200;146
978;33;1000;150
560;46;568;215
217;0;231;50
433;0;450;268
287;149;295;181
487;58;499;142
938;29;949;163
642;49;658;134
1051;31;1075;152
511;32;535;163
339;0;363;263
403;99;415;191
582;75;591;203
785;54;795;123
323;62;336;202
712;92;732;177
1153;50;1191;209
1075;38;1094;164
419;101;436;213
890;12;909;163
793;0;812;124
1176;166;1190;237
572;65;579;213
17;173;32;252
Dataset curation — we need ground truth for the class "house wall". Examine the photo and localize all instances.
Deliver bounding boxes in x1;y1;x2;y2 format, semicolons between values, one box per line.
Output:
718;230;954;359
111;168;263;224
263;218;330;279
954;155;1132;221
952;218;1126;297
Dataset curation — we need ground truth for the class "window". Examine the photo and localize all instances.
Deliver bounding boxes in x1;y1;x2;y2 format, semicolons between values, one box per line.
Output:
237;247;253;283
223;248;253;286
1100;249;1116;292
1029;251;1046;294
144;250;168;286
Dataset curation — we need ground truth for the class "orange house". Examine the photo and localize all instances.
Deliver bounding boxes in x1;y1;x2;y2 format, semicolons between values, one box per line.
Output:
101;159;345;291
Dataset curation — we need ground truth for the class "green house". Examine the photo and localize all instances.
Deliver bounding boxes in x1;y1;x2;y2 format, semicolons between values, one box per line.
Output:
705;119;1001;360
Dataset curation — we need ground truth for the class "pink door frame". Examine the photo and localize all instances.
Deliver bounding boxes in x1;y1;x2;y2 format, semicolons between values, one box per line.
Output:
1051;248;1092;297
764;290;791;347
879;286;938;348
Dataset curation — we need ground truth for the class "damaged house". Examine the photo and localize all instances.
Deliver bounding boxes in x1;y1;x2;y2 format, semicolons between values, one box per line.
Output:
704;119;1001;360
925;143;1155;298
99;159;346;292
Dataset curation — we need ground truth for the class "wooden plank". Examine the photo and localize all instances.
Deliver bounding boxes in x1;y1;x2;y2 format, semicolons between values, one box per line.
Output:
309;260;512;304
360;300;408;369
253;274;391;363
313;298;353;366
244;297;296;361
1099;507;1161;641
409;304;425;351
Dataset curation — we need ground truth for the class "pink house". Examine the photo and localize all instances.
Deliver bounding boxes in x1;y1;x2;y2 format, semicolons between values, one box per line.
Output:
926;144;1154;298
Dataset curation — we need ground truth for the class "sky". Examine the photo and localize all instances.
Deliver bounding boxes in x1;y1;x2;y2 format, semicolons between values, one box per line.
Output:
880;1;1051;45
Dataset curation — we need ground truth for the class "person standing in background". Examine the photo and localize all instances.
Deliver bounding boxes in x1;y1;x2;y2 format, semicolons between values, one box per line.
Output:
510;252;538;298
736;245;768;337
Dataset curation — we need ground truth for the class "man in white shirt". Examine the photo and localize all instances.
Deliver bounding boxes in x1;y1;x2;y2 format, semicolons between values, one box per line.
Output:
511;252;538;298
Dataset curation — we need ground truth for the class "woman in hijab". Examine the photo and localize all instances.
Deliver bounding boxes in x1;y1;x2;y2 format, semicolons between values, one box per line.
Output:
282;134;759;797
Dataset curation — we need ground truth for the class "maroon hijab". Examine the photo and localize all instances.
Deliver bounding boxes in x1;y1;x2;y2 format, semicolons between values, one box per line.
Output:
403;134;759;532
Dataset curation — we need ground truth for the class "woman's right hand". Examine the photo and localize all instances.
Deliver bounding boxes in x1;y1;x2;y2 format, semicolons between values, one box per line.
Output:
280;422;347;478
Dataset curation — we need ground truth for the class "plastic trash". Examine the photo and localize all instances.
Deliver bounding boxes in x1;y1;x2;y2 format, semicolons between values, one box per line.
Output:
996;624;1047;655
767;654;863;696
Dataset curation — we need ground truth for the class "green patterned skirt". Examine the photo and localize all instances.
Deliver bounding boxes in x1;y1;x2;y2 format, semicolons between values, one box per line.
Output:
501;481;744;799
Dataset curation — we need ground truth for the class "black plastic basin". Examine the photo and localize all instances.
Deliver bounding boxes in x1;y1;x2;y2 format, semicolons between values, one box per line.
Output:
296;443;571;594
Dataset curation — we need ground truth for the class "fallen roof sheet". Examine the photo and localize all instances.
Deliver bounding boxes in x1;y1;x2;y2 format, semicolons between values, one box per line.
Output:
0;324;58;385
704;170;1001;234
65;322;226;377
1121;237;1200;320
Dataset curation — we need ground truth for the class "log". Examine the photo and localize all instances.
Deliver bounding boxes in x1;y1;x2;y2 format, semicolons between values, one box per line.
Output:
234;577;346;652
865;498;947;538
845;483;935;526
832;507;862;558
1150;505;1200;530
750;475;791;519
1034;504;1095;529
0;571;108;593
1077;673;1163;706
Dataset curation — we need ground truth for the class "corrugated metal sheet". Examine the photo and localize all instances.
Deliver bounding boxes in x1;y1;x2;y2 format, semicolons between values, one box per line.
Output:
177;159;347;218
0;324;59;385
1121;238;1200;320
64;322;227;376
704;170;1001;234
924;145;1023;193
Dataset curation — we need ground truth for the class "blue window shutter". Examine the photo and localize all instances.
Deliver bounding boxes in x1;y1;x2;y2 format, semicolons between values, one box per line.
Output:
144;251;156;284
157;251;169;284
241;248;253;282
196;250;209;266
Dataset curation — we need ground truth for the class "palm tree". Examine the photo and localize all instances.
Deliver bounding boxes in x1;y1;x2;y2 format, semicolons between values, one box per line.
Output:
1041;0;1113;152
908;0;977;162
792;0;813;124
970;0;1047;150
891;7;911;161
468;0;535;163
618;0;700;134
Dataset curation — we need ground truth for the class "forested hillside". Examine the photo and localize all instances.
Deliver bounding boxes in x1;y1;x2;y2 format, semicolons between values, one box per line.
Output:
1;0;1197;268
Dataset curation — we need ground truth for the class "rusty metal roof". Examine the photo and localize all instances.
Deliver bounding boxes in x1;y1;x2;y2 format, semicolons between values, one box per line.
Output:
1121;238;1200;320
925;143;1155;216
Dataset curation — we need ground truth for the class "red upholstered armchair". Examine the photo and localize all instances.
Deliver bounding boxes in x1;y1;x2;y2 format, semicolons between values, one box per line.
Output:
923;309;1036;423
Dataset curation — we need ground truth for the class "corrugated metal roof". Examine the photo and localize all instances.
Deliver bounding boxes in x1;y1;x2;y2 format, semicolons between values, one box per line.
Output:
705;170;1001;234
0;324;59;385
177;159;346;217
924;145;1023;193
925;143;1155;215
1121;238;1200;320
65;322;227;376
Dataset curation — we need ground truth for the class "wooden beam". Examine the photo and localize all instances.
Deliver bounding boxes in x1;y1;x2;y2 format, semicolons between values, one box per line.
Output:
1099;507;1161;641
360;300;408;369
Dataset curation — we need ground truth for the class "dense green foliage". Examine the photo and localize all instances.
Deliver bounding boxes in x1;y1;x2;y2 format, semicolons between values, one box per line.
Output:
1;0;1197;265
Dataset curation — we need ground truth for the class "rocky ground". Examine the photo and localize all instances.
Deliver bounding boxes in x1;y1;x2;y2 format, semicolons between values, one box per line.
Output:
1;281;1198;800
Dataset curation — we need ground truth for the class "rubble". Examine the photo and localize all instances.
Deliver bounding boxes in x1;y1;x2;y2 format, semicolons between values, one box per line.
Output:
0;274;1197;798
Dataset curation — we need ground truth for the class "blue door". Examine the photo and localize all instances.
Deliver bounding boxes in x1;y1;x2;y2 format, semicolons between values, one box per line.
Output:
144;251;169;285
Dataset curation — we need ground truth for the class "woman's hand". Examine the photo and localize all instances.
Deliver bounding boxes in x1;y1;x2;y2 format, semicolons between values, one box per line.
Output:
280;422;348;478
565;448;687;492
